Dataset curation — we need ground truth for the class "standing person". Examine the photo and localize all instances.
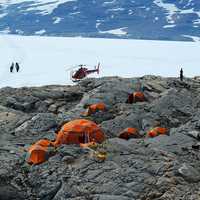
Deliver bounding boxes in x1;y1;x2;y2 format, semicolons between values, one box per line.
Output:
15;62;20;72
10;62;14;73
135;80;142;92
180;68;183;81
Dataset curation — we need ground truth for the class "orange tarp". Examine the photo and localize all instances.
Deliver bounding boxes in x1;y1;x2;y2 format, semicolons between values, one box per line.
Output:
147;127;168;137
83;102;106;116
133;92;145;102
80;141;97;148
89;103;106;112
53;119;105;147
118;127;140;140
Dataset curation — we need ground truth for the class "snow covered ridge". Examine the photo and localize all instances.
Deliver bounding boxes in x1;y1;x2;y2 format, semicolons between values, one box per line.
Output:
0;0;200;41
0;0;77;15
1;34;200;88
154;0;200;24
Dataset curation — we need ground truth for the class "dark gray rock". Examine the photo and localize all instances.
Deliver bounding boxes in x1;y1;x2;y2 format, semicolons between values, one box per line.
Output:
58;145;84;159
15;113;58;135
0;76;200;200
94;194;132;200
38;181;62;200
0;185;25;200
177;163;200;183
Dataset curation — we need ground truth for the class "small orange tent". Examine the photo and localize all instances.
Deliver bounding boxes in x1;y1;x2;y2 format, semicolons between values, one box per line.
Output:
127;92;146;104
26;139;53;165
83;102;106;116
118;127;140;140
53;119;105;147
147;127;168;138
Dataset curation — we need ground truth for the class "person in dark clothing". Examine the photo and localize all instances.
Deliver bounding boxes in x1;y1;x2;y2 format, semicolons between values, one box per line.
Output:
126;93;134;104
180;68;183;81
15;62;20;72
10;62;14;73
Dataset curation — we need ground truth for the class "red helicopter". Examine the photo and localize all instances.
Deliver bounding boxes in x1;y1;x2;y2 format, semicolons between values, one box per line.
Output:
69;62;100;82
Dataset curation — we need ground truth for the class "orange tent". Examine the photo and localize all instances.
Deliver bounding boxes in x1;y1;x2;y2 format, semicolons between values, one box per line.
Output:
26;139;53;165
127;92;146;104
118;128;140;140
83;102;106;116
147;127;168;138
53;119;105;147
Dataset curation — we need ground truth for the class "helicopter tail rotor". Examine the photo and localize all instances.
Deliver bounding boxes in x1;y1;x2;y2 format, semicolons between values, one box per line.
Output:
97;62;100;74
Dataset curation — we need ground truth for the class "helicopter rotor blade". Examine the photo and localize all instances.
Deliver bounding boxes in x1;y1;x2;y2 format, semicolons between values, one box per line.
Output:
66;65;79;72
66;64;87;72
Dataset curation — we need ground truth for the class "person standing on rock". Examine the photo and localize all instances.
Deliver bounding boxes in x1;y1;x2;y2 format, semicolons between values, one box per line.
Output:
10;62;14;73
15;62;20;72
180;68;183;81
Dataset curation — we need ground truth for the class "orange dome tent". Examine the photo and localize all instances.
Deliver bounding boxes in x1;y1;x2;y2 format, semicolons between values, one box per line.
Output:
118;128;140;140
53;119;105;147
147;127;168;138
126;92;146;104
26;139;53;165
83;102;106;116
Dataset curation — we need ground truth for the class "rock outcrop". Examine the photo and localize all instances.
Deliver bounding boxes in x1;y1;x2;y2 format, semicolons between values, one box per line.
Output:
1;76;200;200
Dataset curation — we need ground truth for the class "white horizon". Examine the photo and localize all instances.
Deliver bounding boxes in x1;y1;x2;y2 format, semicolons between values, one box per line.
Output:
0;34;200;88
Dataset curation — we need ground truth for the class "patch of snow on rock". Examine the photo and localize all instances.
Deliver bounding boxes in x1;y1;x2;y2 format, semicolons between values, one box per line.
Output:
1;0;77;15
183;35;200;42
53;17;62;24
35;29;46;35
154;0;179;23
99;27;128;36
163;24;176;28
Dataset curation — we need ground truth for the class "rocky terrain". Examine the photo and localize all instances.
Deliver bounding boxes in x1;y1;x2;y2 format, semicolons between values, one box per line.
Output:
1;75;200;200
